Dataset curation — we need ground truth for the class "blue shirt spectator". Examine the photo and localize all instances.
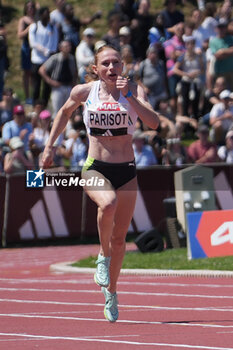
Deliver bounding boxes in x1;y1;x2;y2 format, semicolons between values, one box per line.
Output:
2;105;33;151
133;130;158;167
64;129;88;171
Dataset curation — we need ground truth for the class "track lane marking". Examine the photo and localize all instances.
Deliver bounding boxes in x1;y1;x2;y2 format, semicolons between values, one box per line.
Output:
0;332;232;349
0;298;233;312
1;278;233;289
1;313;233;329
0;287;233;299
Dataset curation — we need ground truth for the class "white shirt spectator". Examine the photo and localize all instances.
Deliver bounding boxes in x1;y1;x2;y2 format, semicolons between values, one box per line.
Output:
29;21;58;64
218;145;233;163
75;28;95;83
210;102;233;131
76;41;94;73
50;9;65;27
33;127;50;149
217;129;233;163
193;17;217;50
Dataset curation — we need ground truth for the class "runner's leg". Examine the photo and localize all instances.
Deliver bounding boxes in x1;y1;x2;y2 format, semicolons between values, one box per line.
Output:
108;177;137;293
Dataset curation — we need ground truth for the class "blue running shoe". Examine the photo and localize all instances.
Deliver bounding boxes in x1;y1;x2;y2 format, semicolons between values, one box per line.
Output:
102;287;119;322
94;254;110;287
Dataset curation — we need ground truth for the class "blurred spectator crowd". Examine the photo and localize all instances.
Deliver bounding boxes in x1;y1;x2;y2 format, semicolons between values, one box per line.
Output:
1;0;233;174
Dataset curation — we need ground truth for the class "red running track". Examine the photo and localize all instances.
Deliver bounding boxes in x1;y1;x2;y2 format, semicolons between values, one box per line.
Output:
0;245;233;350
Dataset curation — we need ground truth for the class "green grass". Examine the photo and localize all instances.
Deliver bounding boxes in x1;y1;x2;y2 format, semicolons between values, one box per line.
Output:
72;248;233;271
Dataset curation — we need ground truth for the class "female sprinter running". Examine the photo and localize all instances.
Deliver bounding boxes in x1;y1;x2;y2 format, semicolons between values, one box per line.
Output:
41;45;159;322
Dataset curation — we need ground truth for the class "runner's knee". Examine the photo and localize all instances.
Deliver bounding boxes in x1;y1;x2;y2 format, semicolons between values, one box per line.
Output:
111;233;126;249
99;198;117;217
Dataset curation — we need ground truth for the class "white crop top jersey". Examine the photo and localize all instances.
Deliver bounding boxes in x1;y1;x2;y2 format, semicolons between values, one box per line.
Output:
83;80;138;137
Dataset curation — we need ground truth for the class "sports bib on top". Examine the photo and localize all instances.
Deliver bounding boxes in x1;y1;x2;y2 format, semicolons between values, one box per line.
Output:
83;80;138;136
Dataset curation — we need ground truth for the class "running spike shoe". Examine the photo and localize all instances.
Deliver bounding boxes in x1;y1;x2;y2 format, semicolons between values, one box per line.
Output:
102;287;119;322
94;254;111;287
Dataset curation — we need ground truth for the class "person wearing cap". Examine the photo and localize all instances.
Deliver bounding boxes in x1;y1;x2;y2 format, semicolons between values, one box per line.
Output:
119;26;132;48
187;124;218;163
39;40;77;119
29;109;60;167
75;28;96;84
29;109;51;151
3;136;34;174
209;17;233;91
209;89;233;144
30;108;63;167
217;129;233;163
2;105;33;151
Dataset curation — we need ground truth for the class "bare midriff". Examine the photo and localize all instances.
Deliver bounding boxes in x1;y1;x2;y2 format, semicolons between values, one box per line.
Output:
88;134;134;163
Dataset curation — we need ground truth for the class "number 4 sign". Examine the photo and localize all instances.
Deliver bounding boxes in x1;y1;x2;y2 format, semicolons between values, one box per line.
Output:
187;210;233;259
211;222;233;246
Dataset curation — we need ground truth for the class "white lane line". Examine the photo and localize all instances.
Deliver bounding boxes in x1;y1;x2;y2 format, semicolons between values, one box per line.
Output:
0;298;233;313
0;278;233;289
119;281;233;289
1;313;233;329
0;334;139;340
0;287;233;300
13;307;233;315
0;310;233;329
0;298;103;307
0;332;232;350
0;339;43;342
